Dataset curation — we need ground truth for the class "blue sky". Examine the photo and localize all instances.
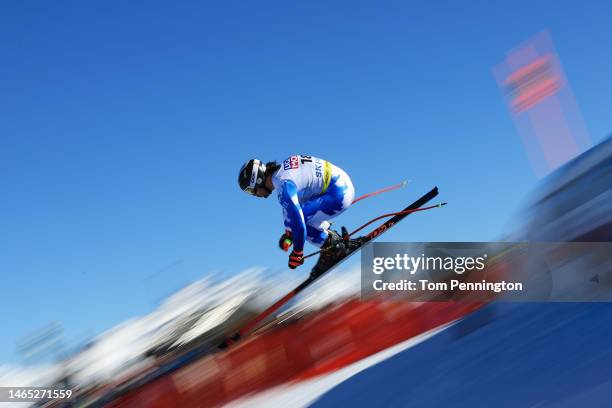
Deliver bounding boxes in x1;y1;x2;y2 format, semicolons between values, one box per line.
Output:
1;1;610;363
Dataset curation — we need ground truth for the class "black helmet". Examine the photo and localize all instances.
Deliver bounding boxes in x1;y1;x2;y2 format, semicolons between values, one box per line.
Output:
238;159;268;195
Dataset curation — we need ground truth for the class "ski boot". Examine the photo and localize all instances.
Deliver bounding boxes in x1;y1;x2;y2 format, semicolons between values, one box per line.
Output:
310;229;347;278
341;226;369;255
310;228;369;279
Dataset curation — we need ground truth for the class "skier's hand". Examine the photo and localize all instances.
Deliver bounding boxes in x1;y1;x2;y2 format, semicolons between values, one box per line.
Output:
279;230;293;252
288;250;303;269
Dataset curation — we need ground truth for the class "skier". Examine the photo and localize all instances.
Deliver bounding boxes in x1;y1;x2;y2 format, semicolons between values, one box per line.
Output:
238;155;366;274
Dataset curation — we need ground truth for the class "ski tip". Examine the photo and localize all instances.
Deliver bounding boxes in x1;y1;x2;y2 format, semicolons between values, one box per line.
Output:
401;180;410;188
438;202;447;207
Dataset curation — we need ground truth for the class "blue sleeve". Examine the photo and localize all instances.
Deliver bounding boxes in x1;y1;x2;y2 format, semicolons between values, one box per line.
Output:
277;180;306;252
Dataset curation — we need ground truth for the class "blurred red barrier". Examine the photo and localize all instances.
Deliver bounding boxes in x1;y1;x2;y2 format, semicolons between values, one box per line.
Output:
108;300;481;407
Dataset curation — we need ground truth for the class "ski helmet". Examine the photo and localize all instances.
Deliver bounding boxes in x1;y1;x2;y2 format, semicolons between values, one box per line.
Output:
238;159;268;195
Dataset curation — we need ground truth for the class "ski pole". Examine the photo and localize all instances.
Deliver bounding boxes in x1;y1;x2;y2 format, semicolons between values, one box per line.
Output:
302;202;447;260
351;180;408;204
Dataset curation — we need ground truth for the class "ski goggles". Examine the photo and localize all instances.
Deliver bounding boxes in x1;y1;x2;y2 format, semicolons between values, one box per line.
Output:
244;159;263;195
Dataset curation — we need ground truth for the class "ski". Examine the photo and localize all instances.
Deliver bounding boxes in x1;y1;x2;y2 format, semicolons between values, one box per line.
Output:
219;186;440;348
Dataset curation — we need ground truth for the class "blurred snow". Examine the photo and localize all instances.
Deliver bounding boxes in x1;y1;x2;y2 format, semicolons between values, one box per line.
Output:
1;264;362;393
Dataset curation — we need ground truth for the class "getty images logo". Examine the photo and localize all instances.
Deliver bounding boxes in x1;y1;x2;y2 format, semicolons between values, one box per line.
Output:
372;253;488;275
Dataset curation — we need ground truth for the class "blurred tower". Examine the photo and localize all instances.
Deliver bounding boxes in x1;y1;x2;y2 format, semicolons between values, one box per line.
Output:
493;30;592;177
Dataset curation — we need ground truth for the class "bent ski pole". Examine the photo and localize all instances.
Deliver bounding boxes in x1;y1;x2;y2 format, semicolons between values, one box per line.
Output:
303;202;447;260
352;180;408;204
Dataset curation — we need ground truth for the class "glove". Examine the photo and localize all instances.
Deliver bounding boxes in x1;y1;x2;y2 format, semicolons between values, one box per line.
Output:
279;230;293;252
288;249;304;269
